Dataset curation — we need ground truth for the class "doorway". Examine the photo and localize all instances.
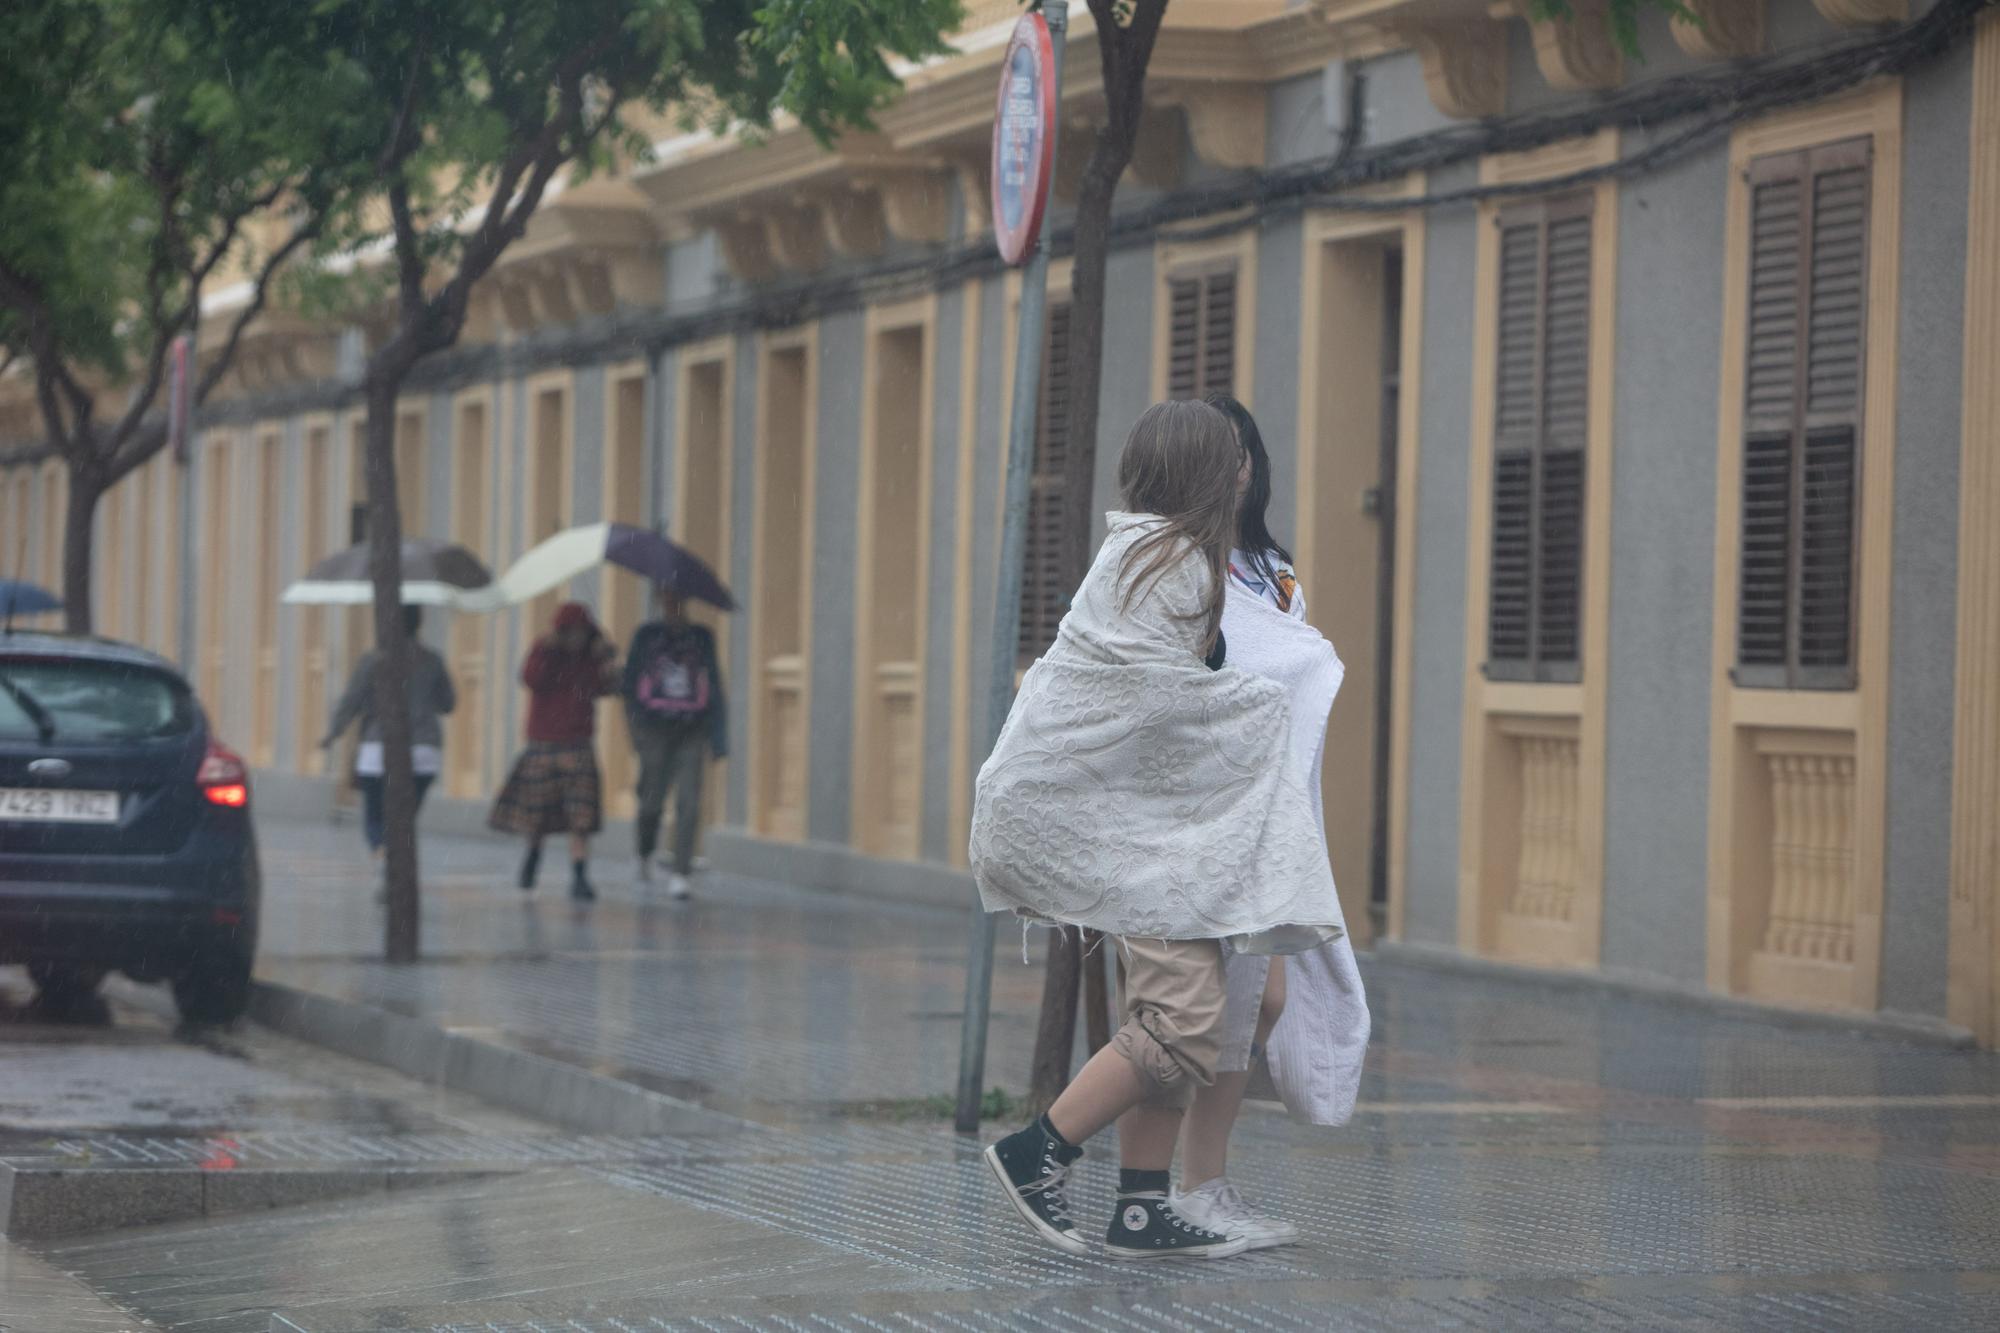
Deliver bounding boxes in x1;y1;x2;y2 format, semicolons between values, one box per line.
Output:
1300;222;1418;948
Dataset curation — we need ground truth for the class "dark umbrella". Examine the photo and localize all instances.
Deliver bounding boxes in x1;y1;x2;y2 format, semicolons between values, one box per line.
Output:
282;538;494;607
604;523;736;610
300;538;492;587
485;521;735;611
0;578;61;626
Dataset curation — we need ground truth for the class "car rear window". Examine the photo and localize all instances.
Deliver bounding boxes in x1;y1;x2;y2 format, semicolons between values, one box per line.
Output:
0;659;194;742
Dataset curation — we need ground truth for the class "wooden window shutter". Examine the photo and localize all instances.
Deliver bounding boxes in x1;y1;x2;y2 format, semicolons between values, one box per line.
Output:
1486;195;1591;683
1735;138;1869;690
1019;300;1073;663
1166;267;1238;400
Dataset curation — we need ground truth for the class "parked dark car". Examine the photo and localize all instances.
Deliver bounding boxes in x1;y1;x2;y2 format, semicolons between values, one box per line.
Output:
0;632;259;1023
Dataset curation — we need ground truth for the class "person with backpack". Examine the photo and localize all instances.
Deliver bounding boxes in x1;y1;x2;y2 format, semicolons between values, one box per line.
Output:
622;584;727;899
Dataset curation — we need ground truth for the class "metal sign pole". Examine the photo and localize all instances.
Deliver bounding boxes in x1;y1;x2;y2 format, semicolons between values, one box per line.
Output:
955;0;1068;1136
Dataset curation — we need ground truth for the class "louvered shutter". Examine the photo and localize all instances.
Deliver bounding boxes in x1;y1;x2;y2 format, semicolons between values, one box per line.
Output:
1166;268;1238;400
1019;301;1073;663
1486;196;1590;683
1735;138;1868;689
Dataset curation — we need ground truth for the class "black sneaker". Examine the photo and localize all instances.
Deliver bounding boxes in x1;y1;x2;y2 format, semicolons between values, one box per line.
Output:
1103;1192;1251;1261
983;1122;1089;1257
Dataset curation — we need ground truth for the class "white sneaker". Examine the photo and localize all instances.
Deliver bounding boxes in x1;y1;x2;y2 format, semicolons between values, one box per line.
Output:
636;856;654;885
1170;1177;1299;1250
666;872;692;901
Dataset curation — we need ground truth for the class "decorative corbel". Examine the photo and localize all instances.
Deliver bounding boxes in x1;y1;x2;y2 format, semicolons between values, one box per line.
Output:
459;289;503;345
821;185;889;257
493;272;536;333
1395;20;1509;120
944;152;991;239
856;167;952;245
1672;0;1765;59
764;200;828;272
1155;84;1267;170
1512;0;1623;92
569;257;617;316
527;261;577;326
1053;121;1098;202
1128;108;1185;191
1809;0;1904;25
711;212;776;283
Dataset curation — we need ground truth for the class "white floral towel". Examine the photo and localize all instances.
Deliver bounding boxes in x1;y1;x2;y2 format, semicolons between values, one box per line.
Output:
970;514;1343;944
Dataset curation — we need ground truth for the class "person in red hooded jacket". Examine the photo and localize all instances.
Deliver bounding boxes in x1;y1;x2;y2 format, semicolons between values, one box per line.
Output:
488;602;618;900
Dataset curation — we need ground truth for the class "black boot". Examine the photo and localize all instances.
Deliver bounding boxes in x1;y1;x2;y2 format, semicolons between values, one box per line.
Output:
570;859;596;902
983;1116;1088;1257
517;843;541;891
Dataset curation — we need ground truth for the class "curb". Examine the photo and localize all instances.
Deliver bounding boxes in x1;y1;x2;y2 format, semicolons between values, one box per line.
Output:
246;980;732;1136
0;1161;483;1241
1368;940;1979;1050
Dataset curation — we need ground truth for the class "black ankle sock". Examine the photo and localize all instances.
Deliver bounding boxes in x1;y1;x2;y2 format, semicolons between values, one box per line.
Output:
1037;1113;1075;1151
1120;1168;1170;1195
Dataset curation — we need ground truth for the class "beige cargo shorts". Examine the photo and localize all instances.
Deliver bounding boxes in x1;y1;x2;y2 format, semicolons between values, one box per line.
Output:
1110;936;1227;1110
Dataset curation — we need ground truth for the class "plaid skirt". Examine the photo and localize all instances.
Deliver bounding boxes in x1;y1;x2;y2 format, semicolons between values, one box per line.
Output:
488;742;602;837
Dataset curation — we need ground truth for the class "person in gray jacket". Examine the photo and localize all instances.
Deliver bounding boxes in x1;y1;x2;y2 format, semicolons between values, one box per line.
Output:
321;606;457;871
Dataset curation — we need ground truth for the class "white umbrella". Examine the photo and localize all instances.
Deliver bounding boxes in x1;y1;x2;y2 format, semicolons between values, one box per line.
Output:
281;580;485;607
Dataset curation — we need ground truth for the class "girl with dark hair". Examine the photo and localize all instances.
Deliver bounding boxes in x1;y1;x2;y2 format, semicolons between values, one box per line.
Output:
972;398;1345;1262
1206;392;1302;618
1170;392;1371;1250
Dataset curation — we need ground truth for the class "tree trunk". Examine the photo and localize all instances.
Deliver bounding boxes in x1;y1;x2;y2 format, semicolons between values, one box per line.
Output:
1025;928;1085;1117
1081;928;1113;1054
1023;25;1155;1110
61;464;102;636
362;369;421;964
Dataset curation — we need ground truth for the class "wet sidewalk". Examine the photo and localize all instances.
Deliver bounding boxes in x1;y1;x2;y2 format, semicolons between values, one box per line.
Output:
11;817;2000;1330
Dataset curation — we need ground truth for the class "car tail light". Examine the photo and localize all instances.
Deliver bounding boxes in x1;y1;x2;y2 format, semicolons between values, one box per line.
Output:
198;741;250;808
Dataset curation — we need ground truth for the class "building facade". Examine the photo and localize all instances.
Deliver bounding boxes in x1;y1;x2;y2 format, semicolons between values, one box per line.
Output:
5;0;2000;1043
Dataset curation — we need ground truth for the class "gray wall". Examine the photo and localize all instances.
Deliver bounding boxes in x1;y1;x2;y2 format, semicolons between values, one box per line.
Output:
1253;215;1304;544
807;309;865;845
921;286;968;863
1599;134;1727;986
1091;246;1157;536
1881;41;1971;1019
1401;169;1479;947
965;276;1009;829
726;332;760;826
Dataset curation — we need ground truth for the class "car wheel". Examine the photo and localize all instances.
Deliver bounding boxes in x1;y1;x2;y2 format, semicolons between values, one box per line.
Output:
28;962;105;999
171;952;253;1026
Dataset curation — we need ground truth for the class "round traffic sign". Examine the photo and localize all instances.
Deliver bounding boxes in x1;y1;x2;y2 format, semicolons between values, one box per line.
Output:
991;13;1056;266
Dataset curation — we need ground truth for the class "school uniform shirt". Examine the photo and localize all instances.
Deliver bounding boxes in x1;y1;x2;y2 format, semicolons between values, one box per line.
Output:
1228;548;1306;620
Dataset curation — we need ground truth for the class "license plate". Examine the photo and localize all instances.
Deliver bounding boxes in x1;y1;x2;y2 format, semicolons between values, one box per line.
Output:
0;787;120;823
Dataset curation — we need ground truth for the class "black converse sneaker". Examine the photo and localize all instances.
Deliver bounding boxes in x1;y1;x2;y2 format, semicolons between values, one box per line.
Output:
983;1120;1090;1257
1104;1191;1251;1260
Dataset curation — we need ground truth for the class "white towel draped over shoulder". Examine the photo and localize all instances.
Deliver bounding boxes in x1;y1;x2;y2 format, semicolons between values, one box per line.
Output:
970;513;1344;945
1213;584;1372;1126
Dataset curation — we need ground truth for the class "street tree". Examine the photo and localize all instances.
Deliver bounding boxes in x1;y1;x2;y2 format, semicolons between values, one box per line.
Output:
1026;0;1700;1110
0;1;369;633
290;0;963;962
